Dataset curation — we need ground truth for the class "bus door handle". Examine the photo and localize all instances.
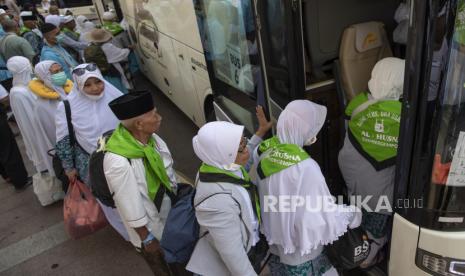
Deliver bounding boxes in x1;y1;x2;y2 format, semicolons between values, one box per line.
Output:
192;66;197;71
178;54;184;60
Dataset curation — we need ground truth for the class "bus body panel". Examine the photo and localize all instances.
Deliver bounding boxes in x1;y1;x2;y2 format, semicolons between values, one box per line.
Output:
389;214;427;275
113;0;212;126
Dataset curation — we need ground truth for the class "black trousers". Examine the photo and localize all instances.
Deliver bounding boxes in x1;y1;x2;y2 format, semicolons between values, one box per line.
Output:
0;105;28;188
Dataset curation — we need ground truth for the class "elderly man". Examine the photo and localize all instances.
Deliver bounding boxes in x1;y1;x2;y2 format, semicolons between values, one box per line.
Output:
105;91;177;276
0;19;36;61
40;22;78;79
45;14;88;62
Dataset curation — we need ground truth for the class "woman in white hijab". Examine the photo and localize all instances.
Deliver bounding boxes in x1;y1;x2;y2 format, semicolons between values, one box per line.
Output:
75;15;88;34
54;63;128;241
7;56;53;175
32;60;73;146
338;57;405;268
254;100;361;276
79;21;96;43
187;108;272;276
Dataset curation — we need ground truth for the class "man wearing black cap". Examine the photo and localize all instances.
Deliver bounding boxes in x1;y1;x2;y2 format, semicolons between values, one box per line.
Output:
104;91;177;276
40;22;78;79
19;11;43;56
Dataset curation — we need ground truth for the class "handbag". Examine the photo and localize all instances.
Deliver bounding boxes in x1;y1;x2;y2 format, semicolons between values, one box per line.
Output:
48;100;74;192
32;172;65;206
324;226;371;270
63;178;108;239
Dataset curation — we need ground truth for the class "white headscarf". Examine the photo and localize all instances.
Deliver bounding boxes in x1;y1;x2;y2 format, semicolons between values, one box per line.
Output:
7;56;32;87
258;99;359;256
55;63;122;154
34;60;68;99
103;11;116;21
368;57;405;100
79;21;96;43
45;14;61;27
277;100;327;147
75;15;87;33
192;121;243;170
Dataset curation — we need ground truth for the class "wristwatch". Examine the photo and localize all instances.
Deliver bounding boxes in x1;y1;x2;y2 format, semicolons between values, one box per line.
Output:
142;232;156;247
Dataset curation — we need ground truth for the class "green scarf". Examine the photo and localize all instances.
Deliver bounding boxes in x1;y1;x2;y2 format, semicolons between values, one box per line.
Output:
257;136;310;179
199;163;261;223
103;21;124;36
20;26;31;36
105;124;172;200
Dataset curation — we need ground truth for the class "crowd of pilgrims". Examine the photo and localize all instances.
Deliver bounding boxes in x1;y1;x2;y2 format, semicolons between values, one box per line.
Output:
0;2;407;276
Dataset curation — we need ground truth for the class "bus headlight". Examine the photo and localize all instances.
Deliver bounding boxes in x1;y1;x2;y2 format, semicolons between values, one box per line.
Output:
416;248;465;276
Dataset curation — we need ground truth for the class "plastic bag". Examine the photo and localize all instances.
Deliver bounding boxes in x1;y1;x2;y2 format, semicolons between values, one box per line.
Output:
63;179;108;239
32;172;65;206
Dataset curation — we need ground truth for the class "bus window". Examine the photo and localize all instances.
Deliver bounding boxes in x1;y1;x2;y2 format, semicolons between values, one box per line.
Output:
61;0;93;8
195;0;268;135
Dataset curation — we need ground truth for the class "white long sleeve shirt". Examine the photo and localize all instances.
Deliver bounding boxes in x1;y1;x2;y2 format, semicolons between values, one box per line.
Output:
104;134;177;248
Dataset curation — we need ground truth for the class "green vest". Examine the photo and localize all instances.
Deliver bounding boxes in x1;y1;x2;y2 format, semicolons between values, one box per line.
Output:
256;136;310;179
346;92;402;170
199;163;261;223
103;21;124;36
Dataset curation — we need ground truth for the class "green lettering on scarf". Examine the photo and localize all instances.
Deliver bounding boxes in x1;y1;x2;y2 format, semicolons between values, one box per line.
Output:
199;163;261;223
103;22;124;36
105;124;172;200
348;97;401;169
257;136;310;179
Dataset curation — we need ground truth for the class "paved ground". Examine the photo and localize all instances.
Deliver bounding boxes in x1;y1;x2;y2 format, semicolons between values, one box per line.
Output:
0;76;201;276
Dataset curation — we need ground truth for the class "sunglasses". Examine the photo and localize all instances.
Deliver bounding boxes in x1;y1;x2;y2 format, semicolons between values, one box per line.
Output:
238;137;248;153
72;63;98;76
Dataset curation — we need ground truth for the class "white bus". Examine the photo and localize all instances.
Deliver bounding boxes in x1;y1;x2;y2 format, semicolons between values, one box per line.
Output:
94;0;465;275
94;0;213;127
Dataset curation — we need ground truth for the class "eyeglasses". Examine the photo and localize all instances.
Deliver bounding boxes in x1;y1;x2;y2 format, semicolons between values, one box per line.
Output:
238;137;248;153
72;63;98;76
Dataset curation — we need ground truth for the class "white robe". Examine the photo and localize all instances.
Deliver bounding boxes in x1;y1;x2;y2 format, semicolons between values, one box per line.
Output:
101;42;132;89
10;85;55;174
104;134;178;247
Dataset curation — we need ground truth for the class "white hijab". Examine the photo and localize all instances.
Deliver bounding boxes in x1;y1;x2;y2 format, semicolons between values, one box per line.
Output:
7;56;32;87
368;57;405;100
75;15;87;33
55;64;122;154
192;121;244;171
79;21;96;43
277;100;327;147
34;60;68;99
259;100;358;256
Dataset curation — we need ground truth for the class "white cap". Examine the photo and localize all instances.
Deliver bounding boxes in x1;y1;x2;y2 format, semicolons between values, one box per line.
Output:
62;15;74;24
45;14;61;27
0;9;6;15
102;11;116;21
20;11;33;17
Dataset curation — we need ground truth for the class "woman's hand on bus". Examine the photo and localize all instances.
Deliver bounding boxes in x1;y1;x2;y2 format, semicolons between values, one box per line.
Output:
255;105;273;138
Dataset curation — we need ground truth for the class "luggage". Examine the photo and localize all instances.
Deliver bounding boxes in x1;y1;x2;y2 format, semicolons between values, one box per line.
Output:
63;179;108;239
32;172;65;206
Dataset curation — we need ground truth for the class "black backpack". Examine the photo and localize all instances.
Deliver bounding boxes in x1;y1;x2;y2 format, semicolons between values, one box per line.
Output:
324;226;371;270
88;130;117;208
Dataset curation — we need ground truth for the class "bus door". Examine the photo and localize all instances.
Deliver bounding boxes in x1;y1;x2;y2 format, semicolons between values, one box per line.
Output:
193;0;271;135
391;0;465;274
255;0;345;194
